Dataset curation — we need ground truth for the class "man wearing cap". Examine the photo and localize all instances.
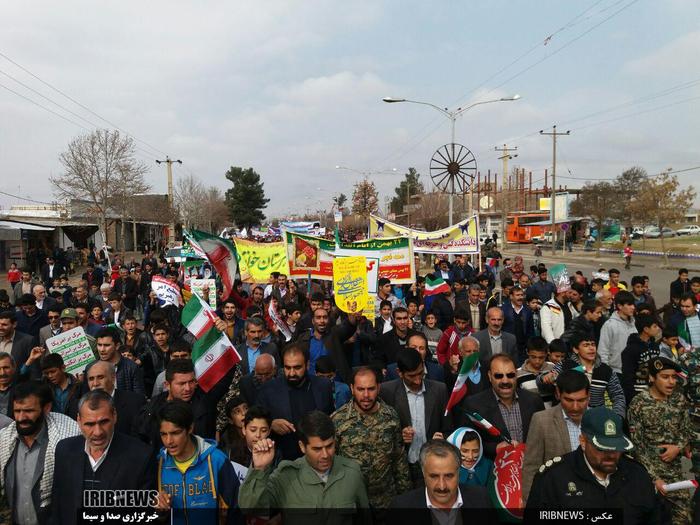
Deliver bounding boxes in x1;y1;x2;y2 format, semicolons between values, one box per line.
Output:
527;407;657;523
59;307;97;354
628;356;693;524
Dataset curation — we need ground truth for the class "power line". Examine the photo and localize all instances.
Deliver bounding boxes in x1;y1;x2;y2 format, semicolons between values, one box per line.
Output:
0;50;168;158
0;189;56;205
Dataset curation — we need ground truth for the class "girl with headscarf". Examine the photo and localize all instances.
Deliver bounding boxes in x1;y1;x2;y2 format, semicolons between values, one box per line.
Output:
446;426;493;486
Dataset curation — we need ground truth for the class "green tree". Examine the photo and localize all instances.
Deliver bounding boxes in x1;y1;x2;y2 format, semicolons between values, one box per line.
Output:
612;166;648;229
569;181;618;257
224;167;269;230
333;193;347;212
351;179;379;218
390;167;424;215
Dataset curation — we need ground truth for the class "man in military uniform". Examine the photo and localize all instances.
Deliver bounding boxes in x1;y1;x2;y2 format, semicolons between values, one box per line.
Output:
332;366;411;509
678;342;700;477
527;407;658;524
628;357;693;524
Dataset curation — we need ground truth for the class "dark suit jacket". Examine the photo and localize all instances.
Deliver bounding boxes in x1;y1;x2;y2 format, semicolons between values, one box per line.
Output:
389;485;496;524
235;341;280;376
472;328;518;369
456;300;487;331
51;432;156;525
68;389;146;436
460;387;545;460
292;320;355;383
82;269;104;288
41;263;65;287
257;374;334;460
10;330;40;379
111;277;140;310
379;378;452;448
501;302;535;348
238;373;264;406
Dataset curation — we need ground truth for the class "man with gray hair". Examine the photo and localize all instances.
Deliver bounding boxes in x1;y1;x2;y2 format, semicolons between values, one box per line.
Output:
68;360;145;436
235;316;280;376
52;389;156;524
444;336;488;400
390;439;493;519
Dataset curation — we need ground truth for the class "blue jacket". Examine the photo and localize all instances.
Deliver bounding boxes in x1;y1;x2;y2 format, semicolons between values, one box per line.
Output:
501;302;534;346
158;435;240;524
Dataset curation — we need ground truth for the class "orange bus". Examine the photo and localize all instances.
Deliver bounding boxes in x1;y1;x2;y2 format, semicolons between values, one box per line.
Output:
506;212;550;243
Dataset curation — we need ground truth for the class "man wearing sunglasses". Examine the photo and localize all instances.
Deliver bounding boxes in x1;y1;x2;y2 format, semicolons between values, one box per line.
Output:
460;354;545;460
38;305;63;348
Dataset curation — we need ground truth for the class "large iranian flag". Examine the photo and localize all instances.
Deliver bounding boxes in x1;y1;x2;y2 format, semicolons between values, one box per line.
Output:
181;294;218;338
192;327;241;392
444;352;480;416
184;229;238;298
424;275;450;296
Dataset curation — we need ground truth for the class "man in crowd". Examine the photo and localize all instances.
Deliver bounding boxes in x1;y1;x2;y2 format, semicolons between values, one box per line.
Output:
0;352;18;417
380;348;451;485
332;366;411;508
541;286;572;344
256;343;333;460
82;261;104;289
11;269;37;307
620;314;661;404
502;285;534;362
472;307;518;369
111;266;139;312
375;307;411;368
41;256;64;289
464;284;487;332
218;297;244;343
461;354;545;459
240;410;369;520
672;292;700;346
530;267;557;303
0;310;36;376
522;370;590;501
32;285;55;313
628;357;693;524
0;381;80;524
93;327;145;394
40;353;81;416
38;305;62;348
238;353;276;406
15;293;49;340
51;390;155;524
670;268;690;302
388;332;444;382
598;290;637;381
236;316;280;375
527;407;657;523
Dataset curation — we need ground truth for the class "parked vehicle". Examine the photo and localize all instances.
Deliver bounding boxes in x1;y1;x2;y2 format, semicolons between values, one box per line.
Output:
644;227;676;238
677;224;700;236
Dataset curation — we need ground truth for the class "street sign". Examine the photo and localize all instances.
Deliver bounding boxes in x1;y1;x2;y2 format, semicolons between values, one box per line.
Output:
560;223;569;231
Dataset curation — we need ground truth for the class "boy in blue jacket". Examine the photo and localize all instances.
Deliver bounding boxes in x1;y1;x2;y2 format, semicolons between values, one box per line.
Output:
155;400;241;524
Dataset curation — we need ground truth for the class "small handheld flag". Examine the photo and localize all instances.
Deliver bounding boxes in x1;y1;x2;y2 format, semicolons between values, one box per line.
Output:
444;352;480;416
466;412;512;444
424;276;450;296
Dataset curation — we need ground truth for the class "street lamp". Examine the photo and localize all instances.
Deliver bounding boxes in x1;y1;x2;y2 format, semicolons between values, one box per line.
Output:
382;94;520;225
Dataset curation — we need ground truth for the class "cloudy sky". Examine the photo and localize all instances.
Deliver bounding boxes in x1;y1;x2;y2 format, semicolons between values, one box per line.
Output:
1;0;698;217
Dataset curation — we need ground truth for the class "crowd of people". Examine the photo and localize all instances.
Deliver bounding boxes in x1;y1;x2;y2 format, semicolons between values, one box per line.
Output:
1;249;700;524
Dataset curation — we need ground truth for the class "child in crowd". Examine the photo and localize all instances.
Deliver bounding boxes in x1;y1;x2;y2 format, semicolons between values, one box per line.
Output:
517;337;555;407
407;298;423;331
547;338;567;365
447;427;493;487
420;311;443;359
436;306;472;365
660;326;682;362
285;303;302;334
315;356;351;410
219;396;249;465
526;292;543;337
241;405;279;470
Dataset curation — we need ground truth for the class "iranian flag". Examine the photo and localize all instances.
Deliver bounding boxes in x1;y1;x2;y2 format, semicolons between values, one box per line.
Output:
184;229;238;298
444;352;480;416
424;275;450;296
466;412;511;442
181;294;218;339
192;327;241;392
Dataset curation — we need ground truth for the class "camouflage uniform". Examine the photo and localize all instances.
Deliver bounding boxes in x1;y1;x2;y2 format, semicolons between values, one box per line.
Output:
679;347;700;475
628;388;694;524
215;364;244;433
331;400;411;508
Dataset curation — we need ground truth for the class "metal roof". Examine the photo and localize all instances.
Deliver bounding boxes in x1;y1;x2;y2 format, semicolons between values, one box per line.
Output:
0;220;55;231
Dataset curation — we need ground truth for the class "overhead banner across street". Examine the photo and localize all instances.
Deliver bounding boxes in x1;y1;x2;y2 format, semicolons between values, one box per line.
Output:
369;214;480;254
284;231;415;289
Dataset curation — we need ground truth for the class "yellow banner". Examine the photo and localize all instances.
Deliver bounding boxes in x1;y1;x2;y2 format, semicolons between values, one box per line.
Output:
369;214;480;254
234;239;289;284
332;256;368;313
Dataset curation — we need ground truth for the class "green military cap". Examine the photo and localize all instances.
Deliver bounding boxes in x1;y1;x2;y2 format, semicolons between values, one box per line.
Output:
647;356;681;376
60;307;78;320
581;407;633;452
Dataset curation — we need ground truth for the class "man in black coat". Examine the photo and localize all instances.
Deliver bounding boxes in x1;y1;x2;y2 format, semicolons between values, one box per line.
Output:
40;256;65;289
111;266;140;311
459;354;545;460
373;307;411;368
67;361;145;436
52;390;156;525
390;439;496;524
238;353;277;406
0;310;38;379
256;342;333;461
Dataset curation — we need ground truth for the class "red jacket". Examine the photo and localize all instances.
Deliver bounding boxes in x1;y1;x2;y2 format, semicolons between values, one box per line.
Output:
436;326;470;365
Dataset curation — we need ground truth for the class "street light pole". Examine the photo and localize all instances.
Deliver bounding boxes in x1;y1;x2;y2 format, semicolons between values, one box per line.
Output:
155;157;182;248
539;126;570;255
383;95;520;227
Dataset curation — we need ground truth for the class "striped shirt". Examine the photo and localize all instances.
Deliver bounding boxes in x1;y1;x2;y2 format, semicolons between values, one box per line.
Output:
493;390;523;442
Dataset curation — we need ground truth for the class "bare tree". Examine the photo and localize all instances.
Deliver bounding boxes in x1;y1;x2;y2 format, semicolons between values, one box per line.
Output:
351;179;379;218
414;191;449;231
203;186;230;234
51;130;148;237
112;166;150;251
569;181;618;257
174;174;207;229
630;173;696;266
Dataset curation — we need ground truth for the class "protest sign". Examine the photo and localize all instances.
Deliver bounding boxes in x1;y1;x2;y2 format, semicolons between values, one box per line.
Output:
489;442;526;521
284;231;414;287
190;279;217;308
369;214;480;254
549;263;571;292
234;238;288;283
152;275;181;307
46;327;95;375
362;295;376;323
268;298;293;342
333;256;367;313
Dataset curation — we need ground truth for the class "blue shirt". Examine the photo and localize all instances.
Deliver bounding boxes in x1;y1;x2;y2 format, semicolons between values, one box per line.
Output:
246;345;261;374
308;332;328;374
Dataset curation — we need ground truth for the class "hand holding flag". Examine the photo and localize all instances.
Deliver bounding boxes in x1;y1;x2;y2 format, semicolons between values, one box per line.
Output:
466;412;513;444
444;352;480;416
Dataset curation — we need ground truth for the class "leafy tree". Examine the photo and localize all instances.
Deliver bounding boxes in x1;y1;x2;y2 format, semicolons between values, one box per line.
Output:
351;179;379;218
630;173;696;265
390;167;424;215
224;167;269;230
51;129;148;236
613;166;648;229
569;181;618;257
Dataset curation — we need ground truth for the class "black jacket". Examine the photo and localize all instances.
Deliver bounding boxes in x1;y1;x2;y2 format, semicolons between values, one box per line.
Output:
51;432;156;525
430;294;454;331
67;388;145;436
526;447;658;525
460;387;545;460
373;329;408;367
621;333;660;404
291;319;356;383
389;485;497;524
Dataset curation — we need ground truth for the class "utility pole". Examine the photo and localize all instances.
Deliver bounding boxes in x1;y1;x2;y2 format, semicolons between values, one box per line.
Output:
155;157;182;248
539;126;570;255
495;144;518;248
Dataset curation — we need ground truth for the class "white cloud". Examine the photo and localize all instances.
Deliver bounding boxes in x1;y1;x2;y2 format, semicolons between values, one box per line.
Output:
623;31;700;76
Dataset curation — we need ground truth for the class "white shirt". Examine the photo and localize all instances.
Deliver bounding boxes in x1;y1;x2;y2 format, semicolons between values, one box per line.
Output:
426;487;463;525
85;435;114;472
425;487;463;509
583;451;612;487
